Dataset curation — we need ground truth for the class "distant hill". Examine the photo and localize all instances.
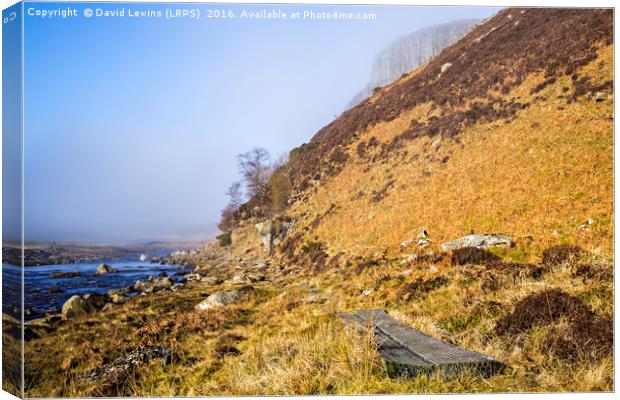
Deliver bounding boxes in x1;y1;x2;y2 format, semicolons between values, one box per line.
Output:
346;19;480;109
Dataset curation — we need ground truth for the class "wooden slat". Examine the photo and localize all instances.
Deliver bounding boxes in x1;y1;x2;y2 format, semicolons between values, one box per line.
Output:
338;309;505;378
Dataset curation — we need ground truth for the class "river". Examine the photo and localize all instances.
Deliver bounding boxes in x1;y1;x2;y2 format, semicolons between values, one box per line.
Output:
2;260;191;321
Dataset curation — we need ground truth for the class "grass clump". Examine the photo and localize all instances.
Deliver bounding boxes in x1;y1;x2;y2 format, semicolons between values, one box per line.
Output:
541;244;582;266
301;240;324;254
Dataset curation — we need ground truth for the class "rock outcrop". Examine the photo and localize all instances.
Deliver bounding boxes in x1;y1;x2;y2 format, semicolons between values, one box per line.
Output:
441;234;512;252
346;19;479;109
255;218;295;254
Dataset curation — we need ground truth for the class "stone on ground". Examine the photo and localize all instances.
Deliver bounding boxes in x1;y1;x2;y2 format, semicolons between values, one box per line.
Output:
62;295;96;319
441;234;511;251
195;290;243;311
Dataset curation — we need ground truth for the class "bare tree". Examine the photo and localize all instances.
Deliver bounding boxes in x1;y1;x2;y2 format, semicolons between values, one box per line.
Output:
225;181;243;210
272;152;289;170
237;147;271;201
268;153;291;214
218;203;237;232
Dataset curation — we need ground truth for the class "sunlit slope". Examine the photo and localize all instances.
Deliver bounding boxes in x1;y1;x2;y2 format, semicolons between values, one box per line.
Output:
283;10;613;261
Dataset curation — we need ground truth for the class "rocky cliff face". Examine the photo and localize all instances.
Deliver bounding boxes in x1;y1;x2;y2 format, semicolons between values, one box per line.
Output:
346;19;480;109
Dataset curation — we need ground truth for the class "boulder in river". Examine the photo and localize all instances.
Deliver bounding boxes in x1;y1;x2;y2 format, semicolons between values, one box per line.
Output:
195;290;243;311
95;264;118;276
441;234;512;252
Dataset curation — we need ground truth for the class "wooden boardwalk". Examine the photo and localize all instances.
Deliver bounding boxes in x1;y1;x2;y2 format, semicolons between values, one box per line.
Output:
338;309;505;378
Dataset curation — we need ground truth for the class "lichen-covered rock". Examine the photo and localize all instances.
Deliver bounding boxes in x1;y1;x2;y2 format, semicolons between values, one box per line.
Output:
195;291;243;311
441;234;512;251
255;220;274;253
61;295;96;319
79;346;171;381
255;218;295;254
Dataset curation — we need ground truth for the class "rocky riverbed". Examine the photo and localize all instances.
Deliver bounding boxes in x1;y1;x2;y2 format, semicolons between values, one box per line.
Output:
2;260;193;320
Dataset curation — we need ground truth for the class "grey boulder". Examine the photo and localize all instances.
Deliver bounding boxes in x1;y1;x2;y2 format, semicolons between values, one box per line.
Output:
95;264;118;276
441;234;512;252
195;290;243;311
61;295;105;319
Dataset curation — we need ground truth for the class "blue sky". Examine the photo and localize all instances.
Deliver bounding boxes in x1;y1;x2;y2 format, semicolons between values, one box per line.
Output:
22;2;499;243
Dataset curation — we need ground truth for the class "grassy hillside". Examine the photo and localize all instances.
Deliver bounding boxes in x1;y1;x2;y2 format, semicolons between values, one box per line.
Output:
285;44;613;260
22;8;613;396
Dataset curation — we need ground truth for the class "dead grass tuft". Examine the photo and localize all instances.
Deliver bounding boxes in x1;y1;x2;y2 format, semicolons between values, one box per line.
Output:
450;247;501;266
543;316;612;361
400;276;449;301
541;244;582;266
495;288;595;336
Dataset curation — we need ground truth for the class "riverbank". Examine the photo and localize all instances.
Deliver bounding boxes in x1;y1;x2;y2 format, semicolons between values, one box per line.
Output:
16;219;613;396
3;261;193;321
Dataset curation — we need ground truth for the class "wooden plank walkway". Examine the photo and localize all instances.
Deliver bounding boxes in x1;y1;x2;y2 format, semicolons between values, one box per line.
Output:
338;309;505;378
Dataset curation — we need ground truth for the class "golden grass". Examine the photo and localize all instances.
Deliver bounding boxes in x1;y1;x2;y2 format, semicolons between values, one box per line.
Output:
287;45;613;260
21;45;613;397
23;242;613;396
2;315;22;397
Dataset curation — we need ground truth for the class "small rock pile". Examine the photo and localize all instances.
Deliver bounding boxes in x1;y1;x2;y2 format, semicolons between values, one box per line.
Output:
79;346;171;381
